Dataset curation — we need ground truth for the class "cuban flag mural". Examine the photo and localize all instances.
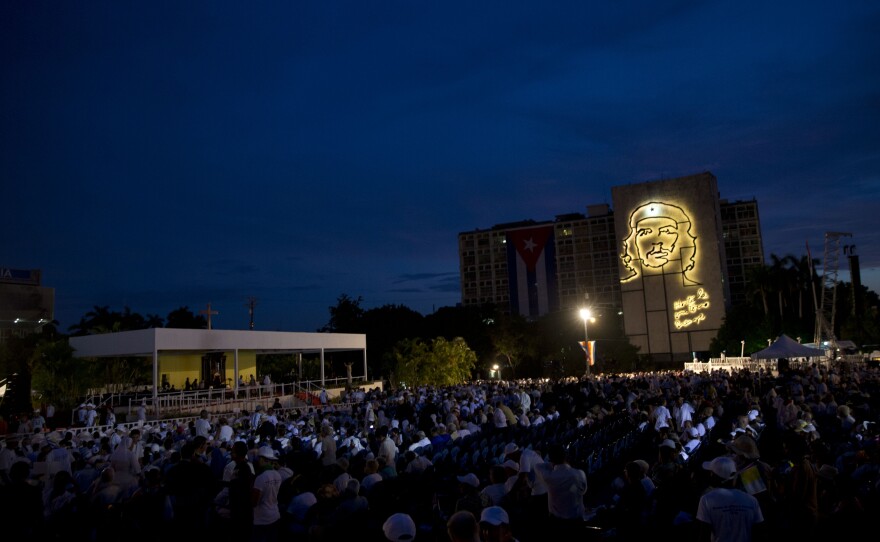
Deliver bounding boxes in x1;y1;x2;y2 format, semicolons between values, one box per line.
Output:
506;225;559;318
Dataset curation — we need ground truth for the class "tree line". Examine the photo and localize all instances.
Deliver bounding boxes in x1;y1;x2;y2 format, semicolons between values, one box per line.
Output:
2;251;877;417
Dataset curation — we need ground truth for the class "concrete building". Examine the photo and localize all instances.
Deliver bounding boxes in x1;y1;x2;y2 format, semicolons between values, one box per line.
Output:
0;267;54;345
458;171;763;362
611;172;730;362
720;198;765;306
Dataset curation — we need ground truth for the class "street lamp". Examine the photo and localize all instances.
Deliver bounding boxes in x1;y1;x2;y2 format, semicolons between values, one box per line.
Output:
741;340;745;358
492;364;500;380
579;308;594;376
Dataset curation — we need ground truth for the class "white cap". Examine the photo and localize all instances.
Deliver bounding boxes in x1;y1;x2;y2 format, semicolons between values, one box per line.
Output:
383;512;416;541
702;456;737;481
257;446;278;460
480;506;510;526
456;473;480;488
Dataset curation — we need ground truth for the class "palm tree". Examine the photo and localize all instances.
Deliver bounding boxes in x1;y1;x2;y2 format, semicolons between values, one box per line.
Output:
787;254;817;321
746;265;771;316
68;305;114;336
769;254;789;321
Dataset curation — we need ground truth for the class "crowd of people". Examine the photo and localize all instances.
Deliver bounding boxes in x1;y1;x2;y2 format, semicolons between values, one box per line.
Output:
0;362;877;542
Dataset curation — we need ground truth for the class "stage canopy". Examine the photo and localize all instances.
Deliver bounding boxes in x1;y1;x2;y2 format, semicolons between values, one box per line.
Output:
69;328;367;414
751;334;825;360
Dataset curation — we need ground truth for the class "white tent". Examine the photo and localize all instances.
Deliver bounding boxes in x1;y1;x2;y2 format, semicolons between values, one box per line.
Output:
751;334;825;360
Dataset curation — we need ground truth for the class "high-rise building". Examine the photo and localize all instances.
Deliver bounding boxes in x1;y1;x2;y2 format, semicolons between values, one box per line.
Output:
458;171;763;361
720;198;765;306
0;267;55;345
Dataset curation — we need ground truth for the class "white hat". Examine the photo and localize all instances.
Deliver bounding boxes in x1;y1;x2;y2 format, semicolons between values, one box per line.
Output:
503;442;519;456
383;512;416;541
501;459;520;472
257;446;279;461
480;506;510;526
456;473;480;488
659;439;677;449
702;456;738;481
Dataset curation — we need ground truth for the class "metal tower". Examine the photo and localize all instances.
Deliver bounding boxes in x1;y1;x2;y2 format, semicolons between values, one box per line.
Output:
813;231;851;349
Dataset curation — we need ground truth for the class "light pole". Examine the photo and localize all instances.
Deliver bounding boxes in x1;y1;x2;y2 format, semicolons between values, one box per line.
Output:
492;364;500;380
741;340;745;358
579;308;593;376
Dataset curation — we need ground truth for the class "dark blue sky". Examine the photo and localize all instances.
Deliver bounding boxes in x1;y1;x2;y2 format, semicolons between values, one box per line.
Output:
2;2;879;332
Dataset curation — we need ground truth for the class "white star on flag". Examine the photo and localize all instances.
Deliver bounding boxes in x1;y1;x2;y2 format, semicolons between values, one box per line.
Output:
523;237;537;252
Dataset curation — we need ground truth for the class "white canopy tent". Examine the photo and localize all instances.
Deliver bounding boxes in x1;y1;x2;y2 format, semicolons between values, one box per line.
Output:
750;334;826;360
69;328;367;415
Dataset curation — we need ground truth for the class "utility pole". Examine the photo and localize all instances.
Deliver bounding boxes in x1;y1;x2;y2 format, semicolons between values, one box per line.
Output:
246;297;258;330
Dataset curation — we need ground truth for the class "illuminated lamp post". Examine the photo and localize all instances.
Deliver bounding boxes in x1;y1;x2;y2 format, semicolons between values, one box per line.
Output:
741;340;745;358
492;364;500;380
579;308;594;376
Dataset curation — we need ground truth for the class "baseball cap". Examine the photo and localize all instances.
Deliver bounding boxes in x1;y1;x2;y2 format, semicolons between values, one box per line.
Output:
502;442;519;456
257;446;278;461
456;473;480;488
659;439;677;449
480;506;510;526
383;512;416;541
702;456;737;481
501;459;520;472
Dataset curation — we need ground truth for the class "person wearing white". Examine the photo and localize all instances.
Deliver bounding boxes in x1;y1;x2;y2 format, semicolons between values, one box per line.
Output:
408;431;431;452
534;444;587;521
673;396;695;430
652;398;673;432
696;456;764;542
252;447;283;538
218;418;234;443
195;410;212;439
493;405;507;429
109;435;142;498
85;406;98;427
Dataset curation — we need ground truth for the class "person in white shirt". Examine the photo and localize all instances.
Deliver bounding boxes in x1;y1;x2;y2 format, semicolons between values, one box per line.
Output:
673;396;695;430
493;404;507;429
217;418;234;443
535;443;587;537
376;426;398;467
85;405;98;427
408;431;431;452
31;411;46;433
652;398;672;432
195;410;212;439
518;388;532;412
251;446;282;539
697;456;764;541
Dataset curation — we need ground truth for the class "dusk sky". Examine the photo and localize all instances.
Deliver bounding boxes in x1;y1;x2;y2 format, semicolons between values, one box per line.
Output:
2;2;879;333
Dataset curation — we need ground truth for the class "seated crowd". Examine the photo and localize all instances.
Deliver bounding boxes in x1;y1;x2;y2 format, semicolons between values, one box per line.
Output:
0;363;877;542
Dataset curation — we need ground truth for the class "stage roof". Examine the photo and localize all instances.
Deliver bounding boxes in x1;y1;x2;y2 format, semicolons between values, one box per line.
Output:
69;328;367;358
